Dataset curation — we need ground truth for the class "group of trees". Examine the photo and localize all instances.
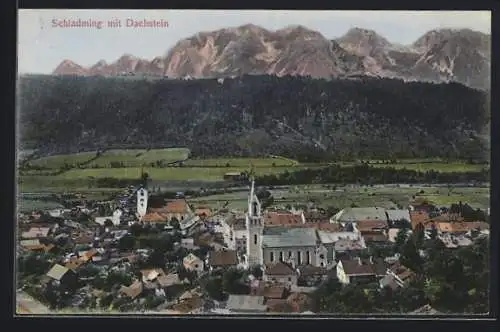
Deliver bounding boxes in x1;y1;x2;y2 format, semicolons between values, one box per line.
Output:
201;267;250;302
19;74;488;162
314;224;490;314
256;164;489;186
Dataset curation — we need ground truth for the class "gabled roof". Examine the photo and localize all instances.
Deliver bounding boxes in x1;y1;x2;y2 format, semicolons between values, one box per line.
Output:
297;264;326;277
119;280;143;299
164;199;190;214
340;259;376;276
46;264;71;281
265;261;296;276
356;220;388;231
265;212;303;227
208;250;238;267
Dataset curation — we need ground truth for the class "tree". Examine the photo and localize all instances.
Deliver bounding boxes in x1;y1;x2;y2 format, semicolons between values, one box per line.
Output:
394;228;409;253
413;223;425;249
222;268;249;295
203;276;226;302
118;234;136;251
170;217;180;230
249;265;263;279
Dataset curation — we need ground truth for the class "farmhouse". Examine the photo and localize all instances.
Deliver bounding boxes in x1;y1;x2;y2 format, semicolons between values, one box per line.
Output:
150;199;193;222
263;261;298;286
336;257;386;285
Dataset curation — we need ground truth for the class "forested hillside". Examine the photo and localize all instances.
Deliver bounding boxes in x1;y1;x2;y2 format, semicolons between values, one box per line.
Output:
18;74;490;162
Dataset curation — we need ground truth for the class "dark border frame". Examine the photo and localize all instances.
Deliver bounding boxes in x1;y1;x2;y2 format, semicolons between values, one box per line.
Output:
5;0;499;329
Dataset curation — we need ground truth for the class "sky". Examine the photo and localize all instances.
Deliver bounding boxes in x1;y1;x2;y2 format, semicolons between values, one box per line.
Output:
18;10;491;74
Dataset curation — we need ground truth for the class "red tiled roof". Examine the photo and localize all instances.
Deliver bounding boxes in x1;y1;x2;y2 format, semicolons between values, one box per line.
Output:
265;212;303;226
356;220;388;231
165;199;190;214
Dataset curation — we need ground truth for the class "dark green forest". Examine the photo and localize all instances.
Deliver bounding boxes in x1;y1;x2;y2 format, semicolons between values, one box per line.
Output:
18;74;489;162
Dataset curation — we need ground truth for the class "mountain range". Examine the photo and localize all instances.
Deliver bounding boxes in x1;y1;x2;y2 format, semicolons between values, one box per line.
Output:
52;24;491;89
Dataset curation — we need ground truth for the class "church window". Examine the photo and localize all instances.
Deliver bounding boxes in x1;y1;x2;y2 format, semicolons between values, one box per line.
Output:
306;251;310;265
279;252;283;261
270;252;275;262
288;251;292;258
297;251;302;265
319;254;325;260
253;202;258;216
254;234;257;245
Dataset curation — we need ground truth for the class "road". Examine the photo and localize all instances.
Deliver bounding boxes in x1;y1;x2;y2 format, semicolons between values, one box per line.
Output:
16;291;51;315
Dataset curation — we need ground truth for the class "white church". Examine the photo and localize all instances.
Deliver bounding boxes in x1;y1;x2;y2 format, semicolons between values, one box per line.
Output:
244;180;349;270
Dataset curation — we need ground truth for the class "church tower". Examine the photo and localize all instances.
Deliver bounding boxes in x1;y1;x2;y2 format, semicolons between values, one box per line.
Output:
137;187;148;219
246;178;264;267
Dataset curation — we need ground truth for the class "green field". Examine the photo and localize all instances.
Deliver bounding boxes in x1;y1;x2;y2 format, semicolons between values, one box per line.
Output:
369;162;486;173
190;185;490;211
19;149;489;193
29;152;98;168
183;157;296;167
29;148;191;169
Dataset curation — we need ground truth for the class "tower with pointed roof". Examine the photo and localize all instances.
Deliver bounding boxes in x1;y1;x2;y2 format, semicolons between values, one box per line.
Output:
245;178;264;267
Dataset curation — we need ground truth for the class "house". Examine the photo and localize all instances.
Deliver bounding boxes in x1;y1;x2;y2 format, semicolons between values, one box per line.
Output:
297;265;328;286
386;209;411;226
336;257;386;284
119;280;143;299
65;257;87;271
220;215;247;252
331;207;388;224
21;227;51;239
333;238;367;260
140;268;166;283
46;264;78;288
152;199;193;222
180;238;199;250
303;211;330;223
141;212;167;224
19;239;55;253
380;261;415;290
94;209;122;226
157;273;183;289
264;211;305;227
183;253;204;273
225;295;267;313
263;261;298;286
355;220;388;232
194;207;212;218
207;250;240;270
362;231;390;247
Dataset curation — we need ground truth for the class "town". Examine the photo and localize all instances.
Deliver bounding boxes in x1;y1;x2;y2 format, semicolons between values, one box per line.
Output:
16;179;490;315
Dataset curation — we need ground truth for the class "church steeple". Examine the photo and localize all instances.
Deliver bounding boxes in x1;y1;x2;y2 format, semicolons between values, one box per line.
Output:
246;177;264;267
248;177;261;218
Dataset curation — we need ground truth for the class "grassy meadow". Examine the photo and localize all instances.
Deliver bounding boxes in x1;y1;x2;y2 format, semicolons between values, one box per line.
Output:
19;148;489;194
189;185;490;211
